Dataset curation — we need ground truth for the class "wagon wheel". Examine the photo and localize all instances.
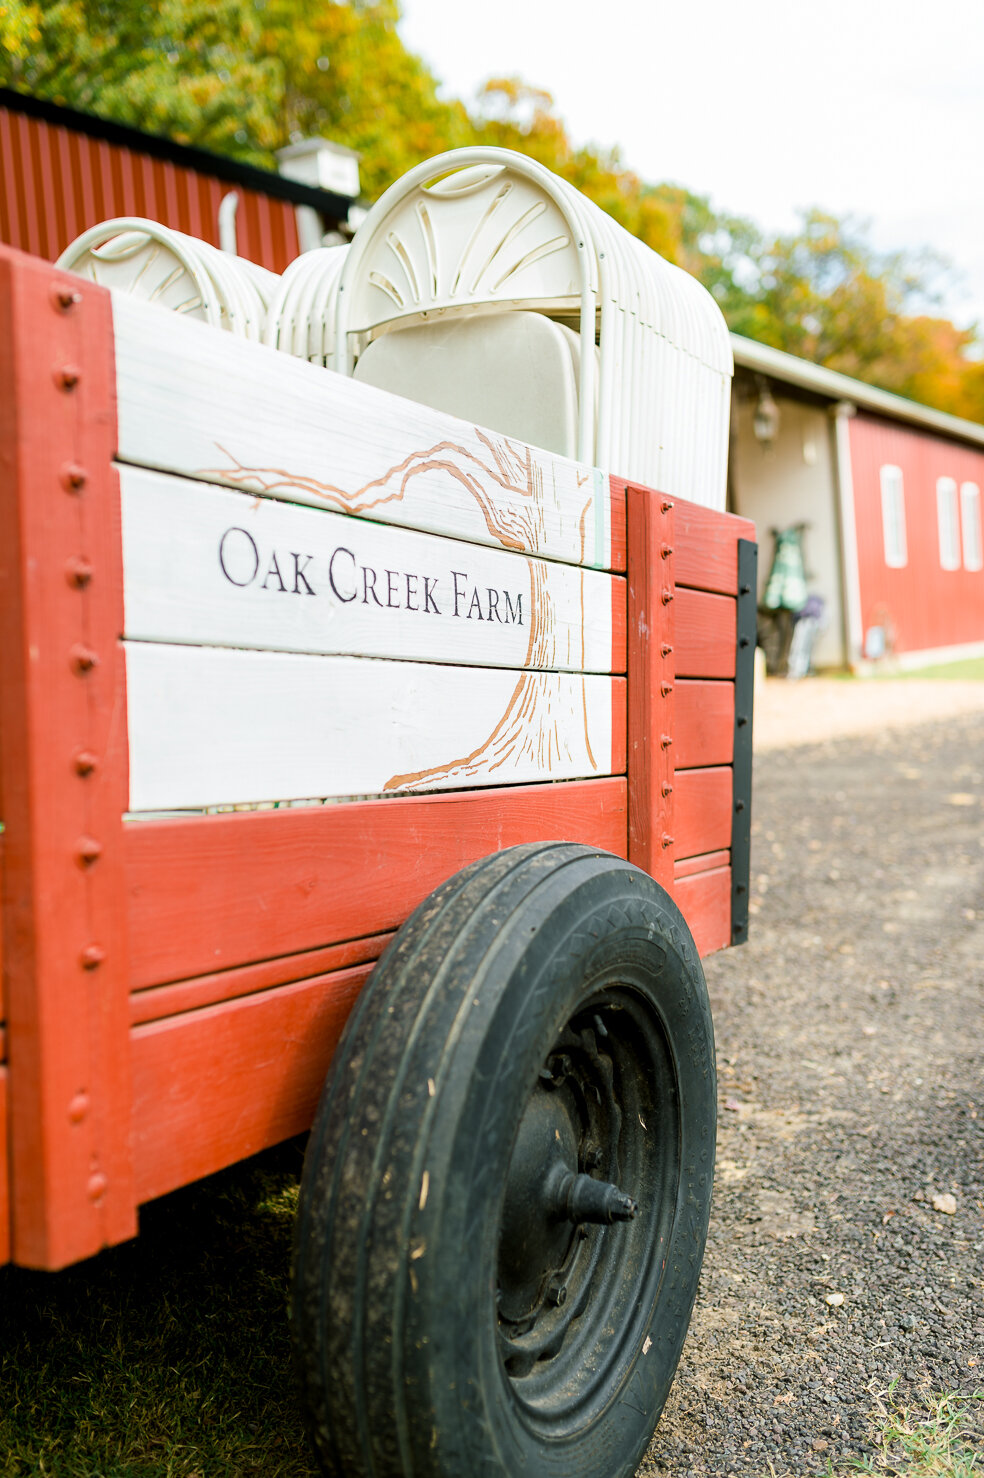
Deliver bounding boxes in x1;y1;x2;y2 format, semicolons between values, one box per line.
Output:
292;842;716;1478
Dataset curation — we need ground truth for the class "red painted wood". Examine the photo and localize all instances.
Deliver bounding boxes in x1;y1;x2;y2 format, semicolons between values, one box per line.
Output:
674;866;731;957
673;768;733;860
131;965;372;1205
849;414;984;657
0;832;5;1038
675;680;734;770
609;479;627;573
0;245;134;1269
130;932;394;1026
674;500;755;596
626;485;675;888
0;1065;9;1265
125;777;629;989
611;575;627;673
674;849;730;881
675;588;736;679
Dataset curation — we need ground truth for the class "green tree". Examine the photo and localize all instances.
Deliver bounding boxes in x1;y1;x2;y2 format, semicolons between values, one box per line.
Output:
2;0;980;421
1;0;281;156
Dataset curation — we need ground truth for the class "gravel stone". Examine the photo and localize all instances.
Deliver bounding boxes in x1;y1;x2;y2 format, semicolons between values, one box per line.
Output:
639;707;984;1477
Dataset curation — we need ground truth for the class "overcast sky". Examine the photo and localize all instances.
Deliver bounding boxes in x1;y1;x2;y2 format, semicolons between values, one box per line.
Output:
399;0;984;334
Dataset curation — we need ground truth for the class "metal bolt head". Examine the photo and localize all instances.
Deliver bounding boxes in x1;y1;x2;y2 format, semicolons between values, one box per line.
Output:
546;1276;567;1307
51;283;82;312
54;364;80;390
60;462;88;493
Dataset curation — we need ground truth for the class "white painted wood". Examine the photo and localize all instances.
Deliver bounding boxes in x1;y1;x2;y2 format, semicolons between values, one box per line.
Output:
112;294;615;572
120;466;618;674
124;643;615;811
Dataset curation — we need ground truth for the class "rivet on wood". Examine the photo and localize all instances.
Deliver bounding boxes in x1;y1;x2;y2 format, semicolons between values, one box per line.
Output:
661;589;674;605
51;284;83;312
661;500;674;513
661;833;674;849
80;944;105;969
68;1092;90;1124
660;733;673;749
661;643;673;657
661;782;674;798
660;544;674;559
74;750;98;776
66;557;94;588
53;364;80;390
60;462;88;492
87;1172;108;1202
661;681;673;697
70;644;99;673
76;836;102;866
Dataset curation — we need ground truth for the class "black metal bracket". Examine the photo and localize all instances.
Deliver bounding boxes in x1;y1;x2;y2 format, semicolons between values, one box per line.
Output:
731;539;757;945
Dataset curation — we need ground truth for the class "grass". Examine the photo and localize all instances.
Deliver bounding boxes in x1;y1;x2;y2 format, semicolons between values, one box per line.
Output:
0;1140;316;1477
825;655;984;681
833;1387;983;1477
870;657;984;682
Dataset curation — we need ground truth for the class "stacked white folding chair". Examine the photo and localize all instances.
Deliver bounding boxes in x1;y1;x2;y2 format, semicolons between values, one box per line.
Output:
263;244;350;363
57;219;279;340
319;148;732;510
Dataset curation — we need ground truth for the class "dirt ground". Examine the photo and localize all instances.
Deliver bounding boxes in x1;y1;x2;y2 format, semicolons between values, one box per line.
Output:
640;683;984;1476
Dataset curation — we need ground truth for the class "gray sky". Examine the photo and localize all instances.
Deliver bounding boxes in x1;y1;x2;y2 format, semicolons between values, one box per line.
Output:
399;0;984;334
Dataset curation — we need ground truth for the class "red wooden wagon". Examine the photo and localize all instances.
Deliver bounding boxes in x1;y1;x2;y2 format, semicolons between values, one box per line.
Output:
0;149;755;1477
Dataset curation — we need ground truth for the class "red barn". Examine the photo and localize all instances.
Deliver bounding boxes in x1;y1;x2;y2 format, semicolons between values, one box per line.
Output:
730;337;984;670
0;86;355;273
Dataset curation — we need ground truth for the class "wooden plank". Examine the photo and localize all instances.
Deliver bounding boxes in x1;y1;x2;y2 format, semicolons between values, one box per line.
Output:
0;1065;8;1266
112;295;624;573
676;680;735;769
120;465;624;676
674;849;730;881
124;777;628;989
0;246;135;1269
125;645;622;811
675;866;731;957
0;834;5;1039
675;587;736;679
673;767;733;861
626;486;675;888
674;500;756;595
132;964;371;1205
130;932;393;1025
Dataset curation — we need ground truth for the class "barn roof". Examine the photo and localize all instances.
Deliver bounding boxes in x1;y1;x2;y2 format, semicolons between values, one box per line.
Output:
732;331;984;450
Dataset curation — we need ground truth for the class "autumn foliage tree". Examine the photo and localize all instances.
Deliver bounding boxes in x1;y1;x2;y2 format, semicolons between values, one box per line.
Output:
1;0;981;422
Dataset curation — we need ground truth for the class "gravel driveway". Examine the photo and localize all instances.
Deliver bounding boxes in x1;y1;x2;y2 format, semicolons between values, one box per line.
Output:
641;691;984;1476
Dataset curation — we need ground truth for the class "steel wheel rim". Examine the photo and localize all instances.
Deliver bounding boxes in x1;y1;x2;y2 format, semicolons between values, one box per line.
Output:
494;972;683;1435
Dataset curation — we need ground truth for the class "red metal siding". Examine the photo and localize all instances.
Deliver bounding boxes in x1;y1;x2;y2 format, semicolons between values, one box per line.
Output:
0;103;300;273
850;413;984;656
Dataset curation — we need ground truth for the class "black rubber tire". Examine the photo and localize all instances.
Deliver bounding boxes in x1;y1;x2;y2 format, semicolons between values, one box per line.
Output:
292;842;716;1478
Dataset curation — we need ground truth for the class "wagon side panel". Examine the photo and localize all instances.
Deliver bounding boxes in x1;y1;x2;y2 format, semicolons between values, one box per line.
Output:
622;481;755;956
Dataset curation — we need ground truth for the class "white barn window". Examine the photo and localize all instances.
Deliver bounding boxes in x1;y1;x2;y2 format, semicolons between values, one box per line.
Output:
962;482;983;571
936;477;960;569
880;464;907;568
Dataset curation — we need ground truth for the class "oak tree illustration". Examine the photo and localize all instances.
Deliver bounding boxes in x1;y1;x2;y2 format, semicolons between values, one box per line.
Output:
200;427;599;791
